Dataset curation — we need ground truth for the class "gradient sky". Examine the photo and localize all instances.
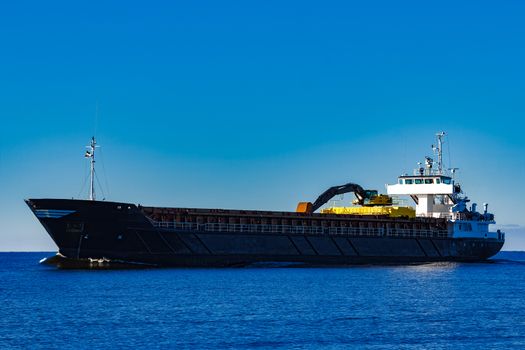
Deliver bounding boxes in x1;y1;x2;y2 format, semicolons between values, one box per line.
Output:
1;0;525;251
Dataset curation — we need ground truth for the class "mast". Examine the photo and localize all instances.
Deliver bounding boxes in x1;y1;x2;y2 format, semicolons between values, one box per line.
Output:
85;136;97;201
435;131;445;175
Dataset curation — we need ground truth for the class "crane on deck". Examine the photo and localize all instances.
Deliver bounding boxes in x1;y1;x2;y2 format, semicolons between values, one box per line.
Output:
296;182;393;214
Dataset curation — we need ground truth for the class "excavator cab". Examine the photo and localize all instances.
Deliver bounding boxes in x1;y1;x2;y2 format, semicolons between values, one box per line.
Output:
365;190;378;198
355;190;393;206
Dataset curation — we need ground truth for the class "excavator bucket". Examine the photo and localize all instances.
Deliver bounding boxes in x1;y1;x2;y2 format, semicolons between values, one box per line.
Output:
296;202;313;213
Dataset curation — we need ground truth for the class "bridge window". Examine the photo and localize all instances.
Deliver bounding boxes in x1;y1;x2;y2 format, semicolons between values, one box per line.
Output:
414;179;423;184
399;179;403;184
405;179;413;184
424;179;434;184
442;177;452;184
436;178;441;184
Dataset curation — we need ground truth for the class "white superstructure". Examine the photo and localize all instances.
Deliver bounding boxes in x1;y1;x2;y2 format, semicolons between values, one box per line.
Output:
386;132;504;241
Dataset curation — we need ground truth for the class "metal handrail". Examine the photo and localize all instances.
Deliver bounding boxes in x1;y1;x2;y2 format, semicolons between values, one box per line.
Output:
151;221;450;238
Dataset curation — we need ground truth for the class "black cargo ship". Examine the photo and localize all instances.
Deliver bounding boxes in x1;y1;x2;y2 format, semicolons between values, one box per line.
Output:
26;134;504;267
26;198;503;267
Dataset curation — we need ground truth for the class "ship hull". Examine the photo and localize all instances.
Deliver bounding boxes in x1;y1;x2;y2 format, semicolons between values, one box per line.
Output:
26;199;504;267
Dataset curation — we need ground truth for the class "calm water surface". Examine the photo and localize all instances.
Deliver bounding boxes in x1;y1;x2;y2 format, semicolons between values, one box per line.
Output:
0;252;524;349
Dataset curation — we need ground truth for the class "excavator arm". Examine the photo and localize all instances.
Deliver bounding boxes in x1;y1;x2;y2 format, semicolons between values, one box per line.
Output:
297;183;367;214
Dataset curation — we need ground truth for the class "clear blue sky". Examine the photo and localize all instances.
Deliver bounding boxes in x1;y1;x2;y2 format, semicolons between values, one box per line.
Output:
1;0;524;251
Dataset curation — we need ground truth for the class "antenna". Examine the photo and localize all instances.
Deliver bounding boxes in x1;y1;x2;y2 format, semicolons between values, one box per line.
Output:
85;136;97;201
94;100;99;138
435;132;446;175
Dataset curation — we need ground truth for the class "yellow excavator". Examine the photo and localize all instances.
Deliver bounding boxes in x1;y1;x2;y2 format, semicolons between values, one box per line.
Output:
296;182;415;218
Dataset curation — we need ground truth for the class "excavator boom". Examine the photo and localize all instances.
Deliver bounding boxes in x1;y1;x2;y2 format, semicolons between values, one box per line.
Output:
297;183;367;214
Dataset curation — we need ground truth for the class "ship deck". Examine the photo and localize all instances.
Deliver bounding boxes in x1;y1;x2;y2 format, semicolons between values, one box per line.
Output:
140;205;450;238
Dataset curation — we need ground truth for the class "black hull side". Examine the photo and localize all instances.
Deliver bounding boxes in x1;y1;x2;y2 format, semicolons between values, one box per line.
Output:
26;199;505;267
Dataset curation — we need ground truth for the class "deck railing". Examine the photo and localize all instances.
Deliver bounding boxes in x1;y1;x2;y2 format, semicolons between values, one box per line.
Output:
151;221;449;238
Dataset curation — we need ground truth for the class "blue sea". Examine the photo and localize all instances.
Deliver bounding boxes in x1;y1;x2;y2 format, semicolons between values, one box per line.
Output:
0;252;524;349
